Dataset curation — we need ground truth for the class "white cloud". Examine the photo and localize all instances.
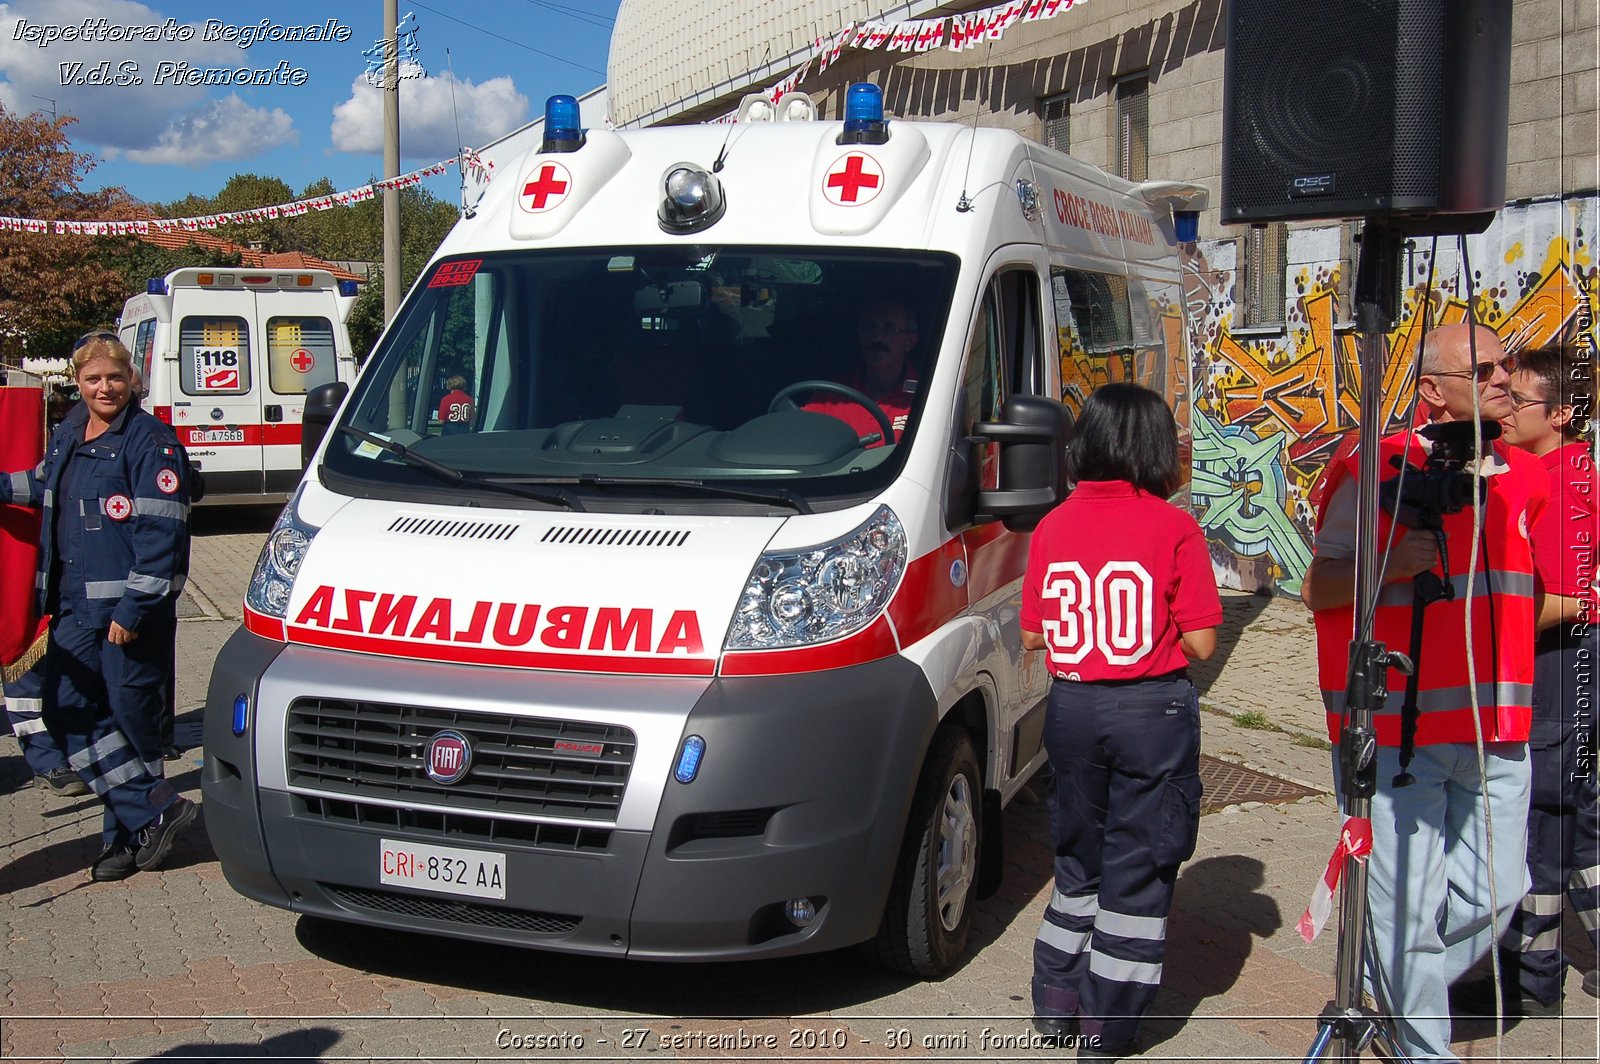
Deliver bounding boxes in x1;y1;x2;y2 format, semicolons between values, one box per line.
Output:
330;64;528;159
0;0;287;156
120;94;296;165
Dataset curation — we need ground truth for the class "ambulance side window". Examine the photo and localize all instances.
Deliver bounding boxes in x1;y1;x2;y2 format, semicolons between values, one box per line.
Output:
133;319;156;385
266;316;338;395
962;267;1043;486
1053;267;1134;413
179;316;251;396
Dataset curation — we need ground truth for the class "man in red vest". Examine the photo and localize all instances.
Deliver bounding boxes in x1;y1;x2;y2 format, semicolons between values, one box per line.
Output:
1302;322;1547;1061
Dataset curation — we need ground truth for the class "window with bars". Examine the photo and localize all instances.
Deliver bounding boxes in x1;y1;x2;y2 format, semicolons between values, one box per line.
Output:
1114;75;1148;182
1244;223;1289;328
1039;93;1070;154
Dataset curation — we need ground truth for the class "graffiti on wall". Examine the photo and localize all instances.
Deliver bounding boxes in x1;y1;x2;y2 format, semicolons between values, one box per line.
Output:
1183;196;1599;595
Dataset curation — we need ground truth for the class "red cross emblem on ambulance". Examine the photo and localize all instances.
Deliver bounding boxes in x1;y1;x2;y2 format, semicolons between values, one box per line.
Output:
290;348;315;372
823;152;884;206
519;162;572;214
105;494;132;521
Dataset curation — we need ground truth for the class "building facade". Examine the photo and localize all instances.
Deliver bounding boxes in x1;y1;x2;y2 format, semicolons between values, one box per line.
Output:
609;0;1599;594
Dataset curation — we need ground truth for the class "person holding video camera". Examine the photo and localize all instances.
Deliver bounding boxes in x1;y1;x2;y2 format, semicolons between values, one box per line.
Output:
1490;342;1600;1012
1302;322;1548;1061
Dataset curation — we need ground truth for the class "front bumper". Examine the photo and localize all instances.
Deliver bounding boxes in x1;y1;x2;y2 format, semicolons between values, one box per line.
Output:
203;626;938;960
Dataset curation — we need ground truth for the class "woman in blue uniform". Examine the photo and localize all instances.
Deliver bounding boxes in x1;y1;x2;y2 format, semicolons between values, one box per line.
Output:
1020;383;1222;1059
1;333;196;880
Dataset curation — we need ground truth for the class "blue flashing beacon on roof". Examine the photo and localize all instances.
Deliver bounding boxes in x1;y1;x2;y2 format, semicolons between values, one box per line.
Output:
542;94;584;154
838;83;888;146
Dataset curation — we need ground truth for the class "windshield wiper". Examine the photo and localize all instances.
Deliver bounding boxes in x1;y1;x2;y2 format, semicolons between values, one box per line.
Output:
336;426;582;510
578;474;813;514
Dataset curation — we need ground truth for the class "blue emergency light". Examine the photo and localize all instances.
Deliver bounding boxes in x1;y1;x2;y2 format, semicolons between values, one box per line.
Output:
838;83;888;146
541;94;584;153
674;734;706;784
146;277;168;295
337;279;359;297
1175;211;1200;243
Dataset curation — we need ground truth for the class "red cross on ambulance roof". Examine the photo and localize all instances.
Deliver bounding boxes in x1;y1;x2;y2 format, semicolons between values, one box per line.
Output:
519;162;572;213
823;152;883;206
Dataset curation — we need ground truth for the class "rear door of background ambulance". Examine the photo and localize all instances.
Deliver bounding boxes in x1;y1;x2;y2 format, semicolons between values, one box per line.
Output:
171;290;263;497
258;291;340;493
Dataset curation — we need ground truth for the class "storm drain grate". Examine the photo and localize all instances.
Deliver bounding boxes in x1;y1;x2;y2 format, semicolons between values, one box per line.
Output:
1199;754;1322;813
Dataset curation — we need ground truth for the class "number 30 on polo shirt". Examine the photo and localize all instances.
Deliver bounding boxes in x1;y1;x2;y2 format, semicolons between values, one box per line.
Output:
1040;561;1155;665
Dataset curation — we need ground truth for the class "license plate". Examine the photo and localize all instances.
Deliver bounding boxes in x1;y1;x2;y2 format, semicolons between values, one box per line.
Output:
379;838;506;900
193;428;244;443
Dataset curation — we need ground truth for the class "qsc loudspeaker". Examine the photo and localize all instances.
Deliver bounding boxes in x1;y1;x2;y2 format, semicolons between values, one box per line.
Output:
1222;0;1511;226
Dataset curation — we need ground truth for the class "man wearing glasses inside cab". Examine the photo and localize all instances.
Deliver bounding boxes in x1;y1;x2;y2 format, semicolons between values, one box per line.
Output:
1302;322;1547;1061
803;298;920;447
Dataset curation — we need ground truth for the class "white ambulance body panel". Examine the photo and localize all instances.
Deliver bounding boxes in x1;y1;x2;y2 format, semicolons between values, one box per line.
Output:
116;268;359;504
203;106;1204;975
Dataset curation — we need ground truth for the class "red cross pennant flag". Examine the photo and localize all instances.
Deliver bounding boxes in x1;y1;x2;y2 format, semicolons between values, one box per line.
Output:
1298;816;1373;942
823;152;884;206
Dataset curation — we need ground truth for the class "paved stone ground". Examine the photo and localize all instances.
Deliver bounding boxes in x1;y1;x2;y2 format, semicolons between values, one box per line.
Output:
2;513;1596;1062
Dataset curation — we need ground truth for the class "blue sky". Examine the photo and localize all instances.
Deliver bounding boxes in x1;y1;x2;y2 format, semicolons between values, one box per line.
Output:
0;0;616;208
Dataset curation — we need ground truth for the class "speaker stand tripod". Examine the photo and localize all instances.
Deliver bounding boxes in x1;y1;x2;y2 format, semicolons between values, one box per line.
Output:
1301;219;1414;1064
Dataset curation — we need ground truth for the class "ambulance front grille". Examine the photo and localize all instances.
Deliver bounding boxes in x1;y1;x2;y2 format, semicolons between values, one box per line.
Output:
540;525;692;547
285;698;635;822
387;515;520;541
324;884;580;935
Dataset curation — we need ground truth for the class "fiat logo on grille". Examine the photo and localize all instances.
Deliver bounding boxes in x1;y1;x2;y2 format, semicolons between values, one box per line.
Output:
424;730;472;784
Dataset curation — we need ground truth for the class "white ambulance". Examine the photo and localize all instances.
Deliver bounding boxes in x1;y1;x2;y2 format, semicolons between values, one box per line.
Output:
117;267;360;504
203;87;1205;976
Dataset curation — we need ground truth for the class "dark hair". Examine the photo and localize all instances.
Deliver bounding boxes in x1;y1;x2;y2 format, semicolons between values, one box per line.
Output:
1519;342;1593;440
1065;383;1181;495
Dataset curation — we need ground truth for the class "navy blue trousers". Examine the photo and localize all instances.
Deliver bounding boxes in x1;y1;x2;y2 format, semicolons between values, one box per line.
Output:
44;606;178;847
4;660;71;776
1503;628;1599;1003
1032;675;1202;1047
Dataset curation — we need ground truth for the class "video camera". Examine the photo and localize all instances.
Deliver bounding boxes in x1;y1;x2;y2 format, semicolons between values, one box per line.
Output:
1379;419;1500;530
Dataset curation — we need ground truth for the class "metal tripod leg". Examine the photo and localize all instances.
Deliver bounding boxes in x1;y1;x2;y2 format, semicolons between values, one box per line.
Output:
1303;1002;1413;1063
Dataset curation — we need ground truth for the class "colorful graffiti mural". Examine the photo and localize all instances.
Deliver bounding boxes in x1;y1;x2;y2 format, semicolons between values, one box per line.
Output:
1184;195;1600;595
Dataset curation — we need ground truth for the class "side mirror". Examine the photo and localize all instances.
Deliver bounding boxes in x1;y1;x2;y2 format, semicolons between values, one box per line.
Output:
971;395;1074;532
302;381;349;468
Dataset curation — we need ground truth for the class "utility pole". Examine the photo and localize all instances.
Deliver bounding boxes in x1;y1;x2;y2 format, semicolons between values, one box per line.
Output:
383;0;401;324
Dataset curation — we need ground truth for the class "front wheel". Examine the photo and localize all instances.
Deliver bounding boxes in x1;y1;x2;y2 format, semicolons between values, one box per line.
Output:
864;726;981;978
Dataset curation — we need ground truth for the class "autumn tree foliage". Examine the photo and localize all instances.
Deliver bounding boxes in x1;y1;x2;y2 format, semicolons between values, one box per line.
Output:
0;105;135;364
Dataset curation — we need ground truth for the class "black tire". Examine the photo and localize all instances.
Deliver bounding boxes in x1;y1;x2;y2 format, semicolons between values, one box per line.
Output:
864;726;982;979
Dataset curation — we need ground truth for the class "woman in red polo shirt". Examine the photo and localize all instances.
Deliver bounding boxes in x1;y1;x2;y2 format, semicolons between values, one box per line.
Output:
1021;383;1222;1059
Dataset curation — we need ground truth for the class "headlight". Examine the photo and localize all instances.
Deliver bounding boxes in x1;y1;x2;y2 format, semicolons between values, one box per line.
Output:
724;505;906;651
245;489;319;618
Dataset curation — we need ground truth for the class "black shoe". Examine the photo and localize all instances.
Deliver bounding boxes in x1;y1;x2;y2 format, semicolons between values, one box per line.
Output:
161;745;183;762
1031;1015;1076;1047
36;766;89;797
90;844;138;882
1078;1036;1136;1060
134;796;197;870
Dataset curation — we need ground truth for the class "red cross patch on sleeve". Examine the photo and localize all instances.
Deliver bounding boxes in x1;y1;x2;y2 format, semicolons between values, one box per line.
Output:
156;468;181;495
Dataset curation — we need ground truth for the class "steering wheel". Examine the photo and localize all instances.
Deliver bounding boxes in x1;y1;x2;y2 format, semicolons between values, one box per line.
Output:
769;379;896;445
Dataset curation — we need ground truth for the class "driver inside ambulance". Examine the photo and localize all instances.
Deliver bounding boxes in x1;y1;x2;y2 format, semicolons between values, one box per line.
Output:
803;298;920;447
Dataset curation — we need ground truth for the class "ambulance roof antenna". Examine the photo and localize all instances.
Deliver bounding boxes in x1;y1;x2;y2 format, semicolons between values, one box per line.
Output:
714;42;772;173
445;48;471;217
956;40;996;213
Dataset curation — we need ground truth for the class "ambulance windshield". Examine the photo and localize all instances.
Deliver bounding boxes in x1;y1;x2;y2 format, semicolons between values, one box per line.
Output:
324;248;958;508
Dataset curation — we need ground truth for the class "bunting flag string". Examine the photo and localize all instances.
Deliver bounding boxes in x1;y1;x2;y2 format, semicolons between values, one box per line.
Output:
0;150;491;238
713;0;1089;120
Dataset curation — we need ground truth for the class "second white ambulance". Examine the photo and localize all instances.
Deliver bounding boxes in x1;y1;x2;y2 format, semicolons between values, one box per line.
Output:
202;87;1205;976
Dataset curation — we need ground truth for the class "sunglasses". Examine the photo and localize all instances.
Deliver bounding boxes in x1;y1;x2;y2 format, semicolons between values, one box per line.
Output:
72;330;118;351
1423;354;1517;383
